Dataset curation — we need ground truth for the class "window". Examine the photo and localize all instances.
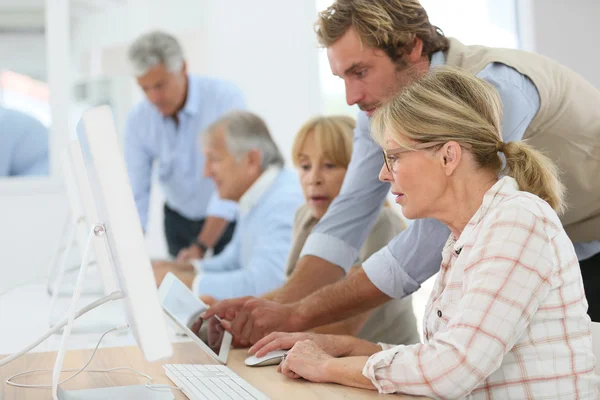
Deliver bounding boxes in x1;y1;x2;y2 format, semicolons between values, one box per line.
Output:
420;0;519;48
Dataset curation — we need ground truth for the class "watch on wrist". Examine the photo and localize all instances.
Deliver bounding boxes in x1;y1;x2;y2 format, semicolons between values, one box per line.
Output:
192;239;208;253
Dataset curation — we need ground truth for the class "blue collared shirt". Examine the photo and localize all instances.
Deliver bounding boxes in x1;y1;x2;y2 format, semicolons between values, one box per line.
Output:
193;168;304;300
301;51;600;299
0;107;48;177
124;75;247;230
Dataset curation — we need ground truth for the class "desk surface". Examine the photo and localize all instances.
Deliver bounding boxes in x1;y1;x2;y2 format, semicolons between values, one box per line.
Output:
1;342;425;399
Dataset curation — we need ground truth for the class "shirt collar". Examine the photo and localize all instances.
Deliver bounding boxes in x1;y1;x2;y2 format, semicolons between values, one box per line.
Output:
453;176;519;252
238;166;281;216
179;74;200;117
430;51;446;69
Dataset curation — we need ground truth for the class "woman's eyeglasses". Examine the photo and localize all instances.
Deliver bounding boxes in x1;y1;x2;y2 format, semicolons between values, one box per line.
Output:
382;141;472;172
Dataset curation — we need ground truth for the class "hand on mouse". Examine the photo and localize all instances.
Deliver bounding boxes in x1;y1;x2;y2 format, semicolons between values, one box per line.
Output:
278;340;332;383
249;332;353;358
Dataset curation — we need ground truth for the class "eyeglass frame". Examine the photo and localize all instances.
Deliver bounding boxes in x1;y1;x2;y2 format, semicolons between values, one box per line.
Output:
382;141;473;172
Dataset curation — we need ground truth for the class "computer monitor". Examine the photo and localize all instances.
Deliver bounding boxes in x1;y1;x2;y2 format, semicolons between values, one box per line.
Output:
46;142;126;333
66;140;120;295
48;142;118;297
51;106;173;399
46;146;105;300
75;105;172;362
0;105;173;400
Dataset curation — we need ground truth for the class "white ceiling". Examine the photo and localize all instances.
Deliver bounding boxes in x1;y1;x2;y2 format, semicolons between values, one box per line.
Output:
0;0;124;33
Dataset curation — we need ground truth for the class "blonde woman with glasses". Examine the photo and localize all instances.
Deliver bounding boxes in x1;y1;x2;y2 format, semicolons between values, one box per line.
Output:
249;67;598;399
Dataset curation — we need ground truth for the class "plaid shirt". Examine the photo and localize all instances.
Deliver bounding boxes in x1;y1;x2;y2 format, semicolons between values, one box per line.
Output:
363;177;599;399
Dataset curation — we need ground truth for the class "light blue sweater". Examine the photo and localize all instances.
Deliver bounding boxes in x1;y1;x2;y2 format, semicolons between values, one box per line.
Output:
194;168;304;299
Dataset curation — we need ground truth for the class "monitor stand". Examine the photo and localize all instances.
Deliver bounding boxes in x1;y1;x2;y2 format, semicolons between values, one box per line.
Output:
47;212;104;327
57;385;174;400
52;224;174;400
47;213;112;335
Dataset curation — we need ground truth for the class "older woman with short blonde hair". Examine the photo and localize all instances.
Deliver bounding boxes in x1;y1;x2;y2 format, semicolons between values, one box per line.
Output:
284;115;419;345
249;67;598;399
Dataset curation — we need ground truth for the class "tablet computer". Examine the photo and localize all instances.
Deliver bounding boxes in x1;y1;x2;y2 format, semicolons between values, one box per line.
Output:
157;272;232;364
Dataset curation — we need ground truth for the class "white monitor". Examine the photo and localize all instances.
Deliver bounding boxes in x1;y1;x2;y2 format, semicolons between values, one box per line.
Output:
65;140;120;295
55;142;118;295
46;146;109;300
75;105;172;363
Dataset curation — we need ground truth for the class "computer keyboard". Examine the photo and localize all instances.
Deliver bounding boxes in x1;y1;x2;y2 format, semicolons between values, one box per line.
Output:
164;364;269;400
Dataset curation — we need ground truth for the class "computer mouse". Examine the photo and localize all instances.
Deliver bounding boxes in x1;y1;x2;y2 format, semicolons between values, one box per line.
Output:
244;350;288;367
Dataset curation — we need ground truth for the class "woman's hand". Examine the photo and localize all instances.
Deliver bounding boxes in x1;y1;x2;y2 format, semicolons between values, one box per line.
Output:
249;332;352;358
278;340;333;383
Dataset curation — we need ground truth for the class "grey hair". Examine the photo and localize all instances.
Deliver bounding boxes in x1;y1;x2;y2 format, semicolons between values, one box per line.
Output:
203;111;285;170
128;31;184;76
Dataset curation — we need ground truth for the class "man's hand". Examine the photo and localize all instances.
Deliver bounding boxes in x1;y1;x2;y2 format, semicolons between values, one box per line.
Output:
189;317;204;336
213;298;303;346
176;245;204;262
203;296;255;322
199;295;217;307
206;315;225;352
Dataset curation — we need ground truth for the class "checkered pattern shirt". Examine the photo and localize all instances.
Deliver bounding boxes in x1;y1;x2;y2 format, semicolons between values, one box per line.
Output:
363;177;599;399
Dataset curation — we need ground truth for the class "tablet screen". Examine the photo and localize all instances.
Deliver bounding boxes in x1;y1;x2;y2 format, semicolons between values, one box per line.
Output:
160;276;226;356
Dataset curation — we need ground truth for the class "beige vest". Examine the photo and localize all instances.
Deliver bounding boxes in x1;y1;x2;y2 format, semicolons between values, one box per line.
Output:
286;204;420;345
445;38;600;243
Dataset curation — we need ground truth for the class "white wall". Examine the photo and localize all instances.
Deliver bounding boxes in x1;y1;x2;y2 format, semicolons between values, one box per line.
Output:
0;33;46;80
519;0;600;88
0;0;322;292
0;181;68;294
180;1;323;159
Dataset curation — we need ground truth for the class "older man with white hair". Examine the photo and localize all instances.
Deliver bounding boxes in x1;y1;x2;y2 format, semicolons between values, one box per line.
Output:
125;30;246;261
153;110;304;302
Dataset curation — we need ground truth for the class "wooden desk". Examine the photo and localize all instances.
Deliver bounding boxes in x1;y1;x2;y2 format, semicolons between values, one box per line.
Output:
1;342;425;399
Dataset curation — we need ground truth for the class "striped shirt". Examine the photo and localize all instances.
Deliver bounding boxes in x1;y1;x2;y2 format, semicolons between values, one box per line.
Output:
363;177;599;399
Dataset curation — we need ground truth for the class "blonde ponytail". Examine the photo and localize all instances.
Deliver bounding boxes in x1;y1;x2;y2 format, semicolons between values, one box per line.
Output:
502;141;566;214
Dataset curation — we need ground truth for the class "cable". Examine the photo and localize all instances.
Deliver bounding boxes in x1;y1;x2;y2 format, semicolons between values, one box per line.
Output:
0;291;124;367
6;324;128;388
5;324;182;392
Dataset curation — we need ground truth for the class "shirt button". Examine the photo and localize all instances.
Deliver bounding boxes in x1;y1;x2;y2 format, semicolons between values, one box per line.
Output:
437;310;442;318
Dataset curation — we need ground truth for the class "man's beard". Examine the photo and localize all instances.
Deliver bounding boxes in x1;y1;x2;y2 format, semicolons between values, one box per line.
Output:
358;66;423;113
358;102;380;113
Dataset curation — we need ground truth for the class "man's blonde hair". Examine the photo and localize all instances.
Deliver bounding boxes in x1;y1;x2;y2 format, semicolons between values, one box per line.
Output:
291;116;355;168
315;0;449;65
371;66;566;213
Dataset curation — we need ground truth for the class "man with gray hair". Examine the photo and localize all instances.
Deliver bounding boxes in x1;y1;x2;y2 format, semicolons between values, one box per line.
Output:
125;30;246;261
153;110;304;302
